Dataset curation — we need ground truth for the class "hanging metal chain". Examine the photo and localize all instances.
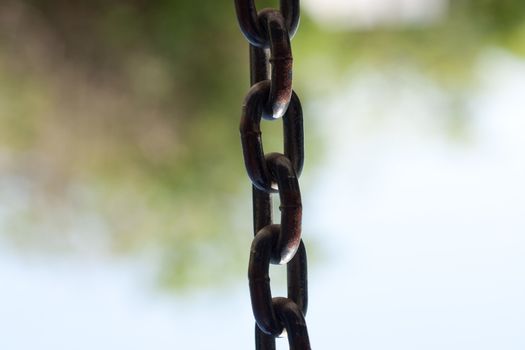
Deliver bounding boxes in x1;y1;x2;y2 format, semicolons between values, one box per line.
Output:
235;1;311;349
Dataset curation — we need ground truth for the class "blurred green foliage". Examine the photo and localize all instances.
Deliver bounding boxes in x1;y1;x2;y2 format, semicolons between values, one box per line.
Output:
0;0;523;291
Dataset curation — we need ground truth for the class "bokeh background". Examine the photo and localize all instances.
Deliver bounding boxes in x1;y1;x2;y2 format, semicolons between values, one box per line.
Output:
0;0;524;349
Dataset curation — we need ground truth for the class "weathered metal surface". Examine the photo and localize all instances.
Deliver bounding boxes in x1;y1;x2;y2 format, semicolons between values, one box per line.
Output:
235;1;311;348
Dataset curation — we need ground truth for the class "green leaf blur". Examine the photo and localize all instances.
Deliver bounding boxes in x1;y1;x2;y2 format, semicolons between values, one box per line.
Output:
0;0;523;291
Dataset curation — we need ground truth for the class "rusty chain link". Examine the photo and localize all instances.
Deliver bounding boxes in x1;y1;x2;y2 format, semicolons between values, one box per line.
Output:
235;1;311;349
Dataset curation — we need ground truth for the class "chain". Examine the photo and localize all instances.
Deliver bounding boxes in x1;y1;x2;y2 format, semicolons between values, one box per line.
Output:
234;1;311;349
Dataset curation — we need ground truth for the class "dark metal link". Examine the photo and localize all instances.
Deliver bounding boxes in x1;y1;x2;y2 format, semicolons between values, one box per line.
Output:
249;224;307;335
241;81;273;192
234;0;300;47
280;0;300;39
250;45;270;86
249;224;283;336
240;81;304;192
258;9;293;120
253;186;272;235
248;11;293;121
255;324;276;350
266;153;302;264
287;240;308;314
282;91;304;177
273;297;311;350
255;298;311;350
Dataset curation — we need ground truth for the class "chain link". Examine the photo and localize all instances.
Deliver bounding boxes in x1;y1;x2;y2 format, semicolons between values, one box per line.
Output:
240;81;303;192
234;0;300;47
235;1;311;349
241;9;294;121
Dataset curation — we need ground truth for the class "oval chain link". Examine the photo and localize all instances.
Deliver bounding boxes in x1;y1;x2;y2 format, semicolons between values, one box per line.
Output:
240;9;294;121
249;226;307;334
240;81;303;193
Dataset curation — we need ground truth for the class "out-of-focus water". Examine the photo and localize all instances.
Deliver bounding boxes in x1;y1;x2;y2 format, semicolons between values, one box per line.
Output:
1;49;524;350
